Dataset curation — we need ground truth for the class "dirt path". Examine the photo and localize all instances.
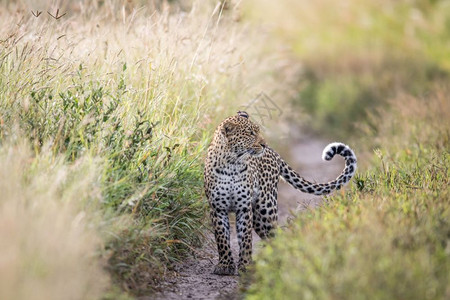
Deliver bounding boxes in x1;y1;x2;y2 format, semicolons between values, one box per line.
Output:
147;135;343;300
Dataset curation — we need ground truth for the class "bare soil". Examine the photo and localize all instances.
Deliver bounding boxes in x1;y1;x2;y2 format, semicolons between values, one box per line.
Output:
147;135;343;300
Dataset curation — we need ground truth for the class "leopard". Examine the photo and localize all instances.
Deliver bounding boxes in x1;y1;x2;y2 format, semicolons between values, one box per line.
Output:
204;111;357;275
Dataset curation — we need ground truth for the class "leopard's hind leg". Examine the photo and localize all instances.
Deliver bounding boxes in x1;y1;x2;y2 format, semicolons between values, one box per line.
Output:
252;189;278;239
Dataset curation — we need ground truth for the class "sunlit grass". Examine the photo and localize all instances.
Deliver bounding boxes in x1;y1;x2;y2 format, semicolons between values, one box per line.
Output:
0;0;284;297
0;140;109;300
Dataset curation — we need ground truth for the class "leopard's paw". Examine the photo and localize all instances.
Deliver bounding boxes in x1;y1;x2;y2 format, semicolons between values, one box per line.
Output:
237;261;252;276
213;263;236;276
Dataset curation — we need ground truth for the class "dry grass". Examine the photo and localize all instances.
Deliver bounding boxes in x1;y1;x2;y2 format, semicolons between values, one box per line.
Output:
0;0;286;142
0;140;109;300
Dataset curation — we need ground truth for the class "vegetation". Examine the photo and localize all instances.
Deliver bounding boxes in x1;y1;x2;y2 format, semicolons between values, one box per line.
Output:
246;0;450;137
0;0;284;298
246;1;450;299
0;140;109;300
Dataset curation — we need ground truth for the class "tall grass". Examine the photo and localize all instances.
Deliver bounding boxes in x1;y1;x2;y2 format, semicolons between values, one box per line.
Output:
0;140;109;300
0;0;286;297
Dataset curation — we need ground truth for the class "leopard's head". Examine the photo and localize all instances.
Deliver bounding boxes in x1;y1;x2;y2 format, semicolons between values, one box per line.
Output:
219;111;266;156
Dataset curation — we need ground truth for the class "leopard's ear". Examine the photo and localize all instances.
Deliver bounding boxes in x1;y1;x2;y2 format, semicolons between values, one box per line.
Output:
237;111;249;119
221;121;238;137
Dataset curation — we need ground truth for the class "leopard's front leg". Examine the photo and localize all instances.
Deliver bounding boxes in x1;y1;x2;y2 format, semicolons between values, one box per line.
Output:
236;203;253;273
210;208;235;275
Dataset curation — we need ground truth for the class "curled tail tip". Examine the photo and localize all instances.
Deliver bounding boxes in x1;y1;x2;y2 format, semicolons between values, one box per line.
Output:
322;142;344;161
322;142;356;161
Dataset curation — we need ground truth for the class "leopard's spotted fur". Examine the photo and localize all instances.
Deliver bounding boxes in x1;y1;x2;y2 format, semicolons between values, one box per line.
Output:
204;111;357;275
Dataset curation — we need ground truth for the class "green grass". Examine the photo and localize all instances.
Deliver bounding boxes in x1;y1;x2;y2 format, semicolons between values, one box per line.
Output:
296;56;447;137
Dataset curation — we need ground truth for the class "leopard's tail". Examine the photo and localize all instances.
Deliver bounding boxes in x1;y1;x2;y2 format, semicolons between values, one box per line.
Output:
280;142;357;195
